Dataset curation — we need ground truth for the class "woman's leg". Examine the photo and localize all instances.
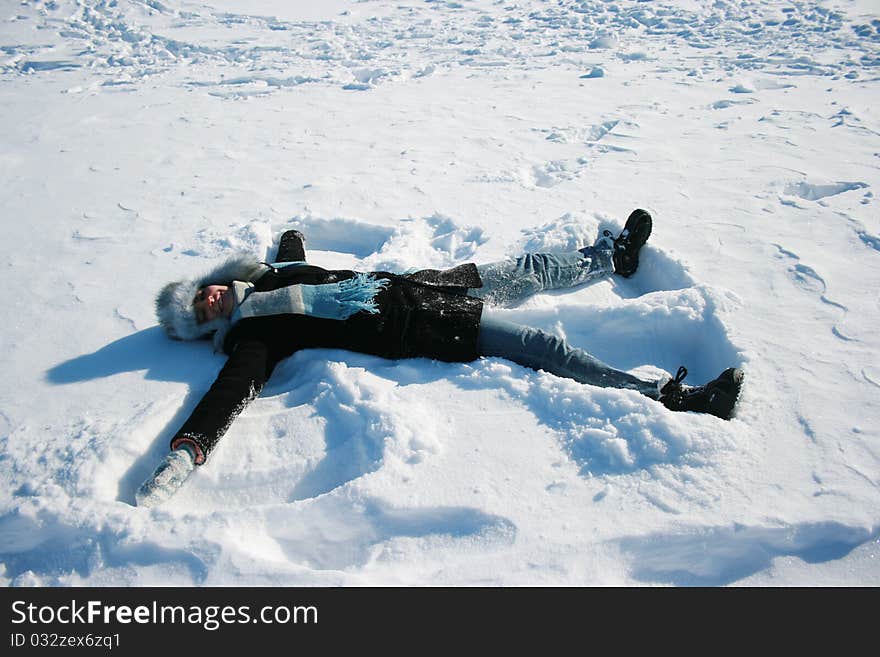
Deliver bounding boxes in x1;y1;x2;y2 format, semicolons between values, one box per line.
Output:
476;310;661;399
471;236;614;307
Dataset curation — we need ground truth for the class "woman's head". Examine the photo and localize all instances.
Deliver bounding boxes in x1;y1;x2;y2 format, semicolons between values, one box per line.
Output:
155;254;266;341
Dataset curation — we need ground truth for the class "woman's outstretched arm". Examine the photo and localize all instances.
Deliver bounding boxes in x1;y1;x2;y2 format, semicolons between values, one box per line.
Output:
170;337;279;464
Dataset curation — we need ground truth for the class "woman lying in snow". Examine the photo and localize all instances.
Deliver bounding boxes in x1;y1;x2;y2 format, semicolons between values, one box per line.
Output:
137;210;744;506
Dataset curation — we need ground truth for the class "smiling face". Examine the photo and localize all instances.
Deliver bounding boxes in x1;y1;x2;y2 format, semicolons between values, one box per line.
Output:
193;284;234;324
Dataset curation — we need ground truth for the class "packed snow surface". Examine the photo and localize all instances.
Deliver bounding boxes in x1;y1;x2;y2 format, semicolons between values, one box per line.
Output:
1;0;879;586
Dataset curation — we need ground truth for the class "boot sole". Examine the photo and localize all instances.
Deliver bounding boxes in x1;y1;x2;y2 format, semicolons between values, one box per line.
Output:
707;368;744;420
623;209;652;249
614;209;652;277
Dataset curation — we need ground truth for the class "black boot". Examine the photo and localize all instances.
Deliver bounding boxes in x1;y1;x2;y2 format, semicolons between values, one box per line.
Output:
275;229;307;263
607;208;652;277
659;366;744;420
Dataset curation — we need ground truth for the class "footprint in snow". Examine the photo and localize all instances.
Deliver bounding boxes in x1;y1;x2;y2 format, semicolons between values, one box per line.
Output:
617;521;878;586
771;243;853;341
261;496;516;571
783;181;868;202
525;119;636;189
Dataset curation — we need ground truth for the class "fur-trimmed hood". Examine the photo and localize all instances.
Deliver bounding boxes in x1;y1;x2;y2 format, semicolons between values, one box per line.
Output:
156;254;268;343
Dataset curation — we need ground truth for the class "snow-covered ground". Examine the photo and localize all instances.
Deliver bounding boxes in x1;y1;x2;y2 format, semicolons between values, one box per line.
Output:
1;0;878;586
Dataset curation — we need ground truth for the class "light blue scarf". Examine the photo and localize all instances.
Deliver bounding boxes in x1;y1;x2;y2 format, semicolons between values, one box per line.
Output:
230;265;389;324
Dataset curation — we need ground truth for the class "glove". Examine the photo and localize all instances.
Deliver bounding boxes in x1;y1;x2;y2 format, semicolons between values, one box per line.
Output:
135;444;196;507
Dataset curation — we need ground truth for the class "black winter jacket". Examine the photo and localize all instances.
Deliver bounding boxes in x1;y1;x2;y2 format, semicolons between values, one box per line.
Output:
170;262;484;463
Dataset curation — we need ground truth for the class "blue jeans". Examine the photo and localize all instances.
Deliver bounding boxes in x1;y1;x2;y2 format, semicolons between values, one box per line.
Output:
469;241;661;399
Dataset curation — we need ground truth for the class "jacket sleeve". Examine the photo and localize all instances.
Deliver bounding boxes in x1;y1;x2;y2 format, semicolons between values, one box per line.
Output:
403;263;482;289
170;337;279;464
